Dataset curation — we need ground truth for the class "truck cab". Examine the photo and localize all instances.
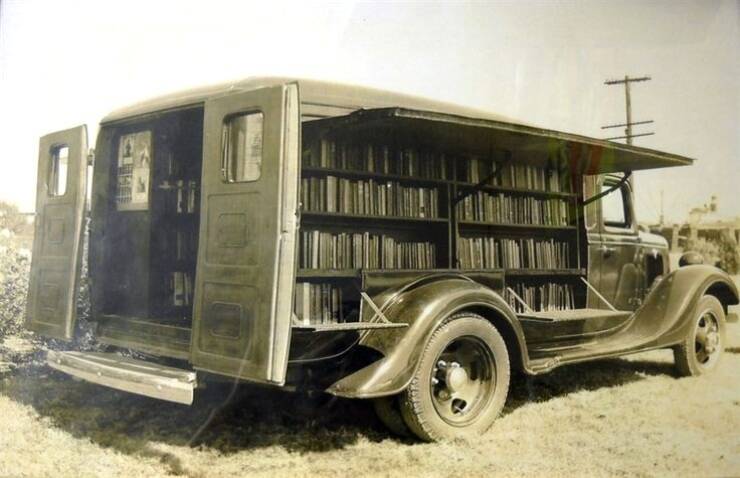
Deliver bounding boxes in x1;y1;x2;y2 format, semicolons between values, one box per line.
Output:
26;78;738;441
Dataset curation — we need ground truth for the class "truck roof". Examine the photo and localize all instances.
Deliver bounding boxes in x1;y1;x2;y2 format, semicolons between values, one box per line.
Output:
101;76;694;172
101;76;521;125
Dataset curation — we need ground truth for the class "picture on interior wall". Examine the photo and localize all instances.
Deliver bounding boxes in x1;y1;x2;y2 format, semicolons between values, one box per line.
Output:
117;130;152;210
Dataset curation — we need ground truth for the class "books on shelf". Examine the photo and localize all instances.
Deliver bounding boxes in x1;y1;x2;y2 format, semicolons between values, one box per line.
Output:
300;230;437;270
294;282;343;325
158;179;198;214
171;271;193;307
458;237;570;269
463;157;569;193
300;176;440;218
303;139;448;180
506;282;575;313
457;191;570;226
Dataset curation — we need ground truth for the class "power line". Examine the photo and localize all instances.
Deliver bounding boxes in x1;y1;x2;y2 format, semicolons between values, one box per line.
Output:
602;75;654;145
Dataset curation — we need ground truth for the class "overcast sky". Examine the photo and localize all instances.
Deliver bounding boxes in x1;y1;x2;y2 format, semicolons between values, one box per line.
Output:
0;0;737;224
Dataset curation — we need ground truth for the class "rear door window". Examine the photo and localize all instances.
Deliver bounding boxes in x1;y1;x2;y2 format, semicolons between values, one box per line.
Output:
222;111;264;182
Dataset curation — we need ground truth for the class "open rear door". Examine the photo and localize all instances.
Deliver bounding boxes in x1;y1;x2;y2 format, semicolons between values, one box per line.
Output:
191;83;300;384
26;125;88;340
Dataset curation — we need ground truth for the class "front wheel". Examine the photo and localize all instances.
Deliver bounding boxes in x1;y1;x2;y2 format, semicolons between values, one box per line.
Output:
399;313;510;441
674;295;726;376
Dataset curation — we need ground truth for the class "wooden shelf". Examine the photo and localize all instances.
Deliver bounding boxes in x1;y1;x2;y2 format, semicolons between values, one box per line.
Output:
505;268;586;277
301;166;449;186
455;182;577;199
296;268;449;279
297;269;361;279
458;221;577;231
300;210;448;224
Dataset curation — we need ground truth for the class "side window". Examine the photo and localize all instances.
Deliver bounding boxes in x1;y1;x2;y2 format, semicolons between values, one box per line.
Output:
222;111;264;182
48;145;69;196
583;175;599;231
601;182;631;229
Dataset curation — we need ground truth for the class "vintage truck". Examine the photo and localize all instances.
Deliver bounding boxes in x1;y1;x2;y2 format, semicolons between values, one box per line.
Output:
26;78;738;441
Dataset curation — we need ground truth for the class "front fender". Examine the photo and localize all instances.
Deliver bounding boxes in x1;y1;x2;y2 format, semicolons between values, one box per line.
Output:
326;276;526;399
628;265;738;349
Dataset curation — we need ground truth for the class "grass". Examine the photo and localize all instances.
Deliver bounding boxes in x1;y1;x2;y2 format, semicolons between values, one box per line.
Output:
1;237;739;477
1;327;739;477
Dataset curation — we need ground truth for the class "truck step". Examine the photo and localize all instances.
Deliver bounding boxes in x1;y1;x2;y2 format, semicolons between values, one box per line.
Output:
293;322;408;332
518;308;631;323
47;350;197;405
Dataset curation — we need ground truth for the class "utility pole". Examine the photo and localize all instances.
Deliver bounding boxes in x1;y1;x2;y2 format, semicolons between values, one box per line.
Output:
602;75;654;145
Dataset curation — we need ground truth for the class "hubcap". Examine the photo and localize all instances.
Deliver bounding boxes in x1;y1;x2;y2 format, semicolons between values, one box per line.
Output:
694;311;721;366
430;337;496;426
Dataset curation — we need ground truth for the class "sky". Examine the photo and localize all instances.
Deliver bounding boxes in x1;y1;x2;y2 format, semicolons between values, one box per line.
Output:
0;0;737;224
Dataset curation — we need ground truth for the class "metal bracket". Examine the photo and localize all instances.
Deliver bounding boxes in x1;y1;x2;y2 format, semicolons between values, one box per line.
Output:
361;292;392;324
580;277;618;312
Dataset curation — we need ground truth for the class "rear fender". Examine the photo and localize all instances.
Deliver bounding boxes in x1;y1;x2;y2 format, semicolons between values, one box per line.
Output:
326;276;526;398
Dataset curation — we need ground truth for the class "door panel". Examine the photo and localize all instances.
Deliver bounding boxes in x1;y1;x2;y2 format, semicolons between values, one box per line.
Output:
596;178;641;310
26;125;88;340
191;84;300;384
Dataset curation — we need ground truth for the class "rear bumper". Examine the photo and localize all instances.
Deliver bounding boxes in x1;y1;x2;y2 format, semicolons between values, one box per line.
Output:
47;350;197;405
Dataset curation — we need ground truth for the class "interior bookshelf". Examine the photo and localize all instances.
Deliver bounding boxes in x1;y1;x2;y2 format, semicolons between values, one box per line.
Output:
294;126;586;326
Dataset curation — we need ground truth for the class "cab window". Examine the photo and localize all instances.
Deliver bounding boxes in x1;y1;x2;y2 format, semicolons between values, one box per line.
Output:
601;182;632;229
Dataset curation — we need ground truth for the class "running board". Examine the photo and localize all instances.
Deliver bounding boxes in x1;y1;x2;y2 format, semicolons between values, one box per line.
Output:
47;350;197;405
293;322;408;332
518;308;631;323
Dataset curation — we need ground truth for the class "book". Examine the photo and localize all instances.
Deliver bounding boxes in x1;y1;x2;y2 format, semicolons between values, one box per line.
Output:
456;191;570;226
294;282;343;325
300;230;437;270
301;176;440;219
505;282;576;313
458;237;570;269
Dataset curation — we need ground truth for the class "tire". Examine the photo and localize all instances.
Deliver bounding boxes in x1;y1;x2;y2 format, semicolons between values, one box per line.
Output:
674;295;726;377
399;313;510;442
373;395;411;437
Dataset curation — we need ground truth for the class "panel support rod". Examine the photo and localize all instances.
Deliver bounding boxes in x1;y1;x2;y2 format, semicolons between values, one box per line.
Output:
580;277;618;312
506;287;534;314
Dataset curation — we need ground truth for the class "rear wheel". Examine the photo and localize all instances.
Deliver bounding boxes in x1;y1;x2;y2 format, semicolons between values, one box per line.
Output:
674;295;726;376
373;395;411;437
399;313;510;441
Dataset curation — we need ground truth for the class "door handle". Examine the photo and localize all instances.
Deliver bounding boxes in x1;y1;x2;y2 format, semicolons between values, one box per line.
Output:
599;245;617;256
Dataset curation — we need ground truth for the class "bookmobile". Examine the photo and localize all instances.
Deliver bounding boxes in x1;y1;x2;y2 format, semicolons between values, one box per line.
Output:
27;78;738;441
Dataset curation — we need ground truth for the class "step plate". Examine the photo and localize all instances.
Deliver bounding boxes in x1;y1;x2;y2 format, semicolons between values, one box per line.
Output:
47;350;197;405
519;308;631;323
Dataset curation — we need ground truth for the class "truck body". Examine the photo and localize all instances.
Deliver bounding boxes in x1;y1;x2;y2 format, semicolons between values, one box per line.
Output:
26;78;738;441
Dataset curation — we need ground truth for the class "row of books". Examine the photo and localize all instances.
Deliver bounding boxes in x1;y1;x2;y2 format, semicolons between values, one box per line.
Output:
294;282;344;325
457;191;571;226
159;179;198;214
458;237;571;269
172;228;197;262
506;282;576;313
303;139;449;180
463;158;569;193
171;271;193;307
300;176;440;218
300;230;437;270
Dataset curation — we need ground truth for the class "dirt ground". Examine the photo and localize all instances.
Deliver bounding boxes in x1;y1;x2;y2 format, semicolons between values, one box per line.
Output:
1;322;738;478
